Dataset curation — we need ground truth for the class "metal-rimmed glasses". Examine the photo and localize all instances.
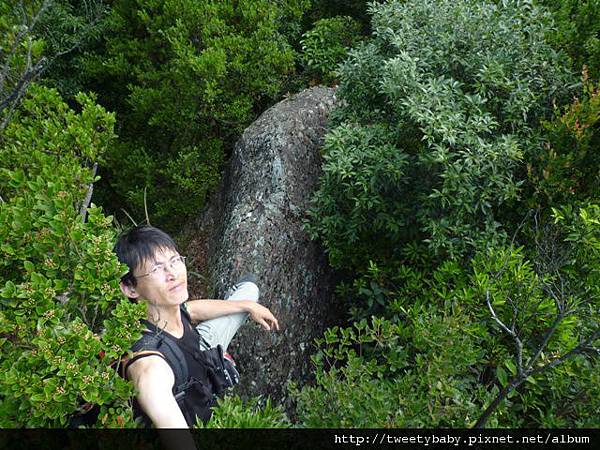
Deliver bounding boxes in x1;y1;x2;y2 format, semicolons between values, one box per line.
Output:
136;255;187;279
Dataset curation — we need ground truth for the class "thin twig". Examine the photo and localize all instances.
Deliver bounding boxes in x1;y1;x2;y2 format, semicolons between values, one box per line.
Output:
486;290;525;376
486;290;516;338
90;304;100;331
55;289;72;305
79;162;98;222
143;186;150;225
120;208;138;227
79;304;90;328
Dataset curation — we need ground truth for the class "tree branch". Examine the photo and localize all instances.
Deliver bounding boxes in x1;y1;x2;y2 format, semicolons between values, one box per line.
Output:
486;290;524;375
475;209;600;428
528;330;600;377
475;326;599;428
478;287;599;429
0;56;47;131
1;0;106;132
474;375;525;428
0;0;51;132
526;312;564;369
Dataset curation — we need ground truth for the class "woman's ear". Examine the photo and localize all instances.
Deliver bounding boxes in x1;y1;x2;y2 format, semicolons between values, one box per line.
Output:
120;281;140;299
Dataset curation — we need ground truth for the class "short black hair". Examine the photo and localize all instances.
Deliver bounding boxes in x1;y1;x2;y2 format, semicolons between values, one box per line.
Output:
114;225;178;287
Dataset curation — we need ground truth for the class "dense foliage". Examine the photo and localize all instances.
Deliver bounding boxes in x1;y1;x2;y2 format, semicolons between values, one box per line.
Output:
0;85;145;426
528;73;600;208
1;0;598;429
301;16;363;84
62;0;310;229
293;226;600;427
299;0;599;428
306;0;574;268
35;0;112;97
539;0;600;80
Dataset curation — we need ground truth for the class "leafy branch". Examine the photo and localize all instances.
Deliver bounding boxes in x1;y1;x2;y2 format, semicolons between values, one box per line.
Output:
1;0;108;132
475;212;600;428
0;0;50;131
476;289;598;428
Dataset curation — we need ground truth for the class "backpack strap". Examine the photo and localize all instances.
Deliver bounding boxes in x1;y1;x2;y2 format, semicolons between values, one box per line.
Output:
180;303;212;350
127;326;189;393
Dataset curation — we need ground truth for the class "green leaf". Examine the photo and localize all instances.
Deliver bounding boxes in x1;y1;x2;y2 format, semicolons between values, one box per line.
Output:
504;359;517;376
497;366;508;388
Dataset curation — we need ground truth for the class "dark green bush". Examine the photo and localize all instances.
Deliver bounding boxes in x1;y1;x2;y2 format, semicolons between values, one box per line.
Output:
73;0;309;230
306;124;413;268
527;75;600;208
35;0;112;98
540;0;600;80
307;0;372;30
300;16;363;84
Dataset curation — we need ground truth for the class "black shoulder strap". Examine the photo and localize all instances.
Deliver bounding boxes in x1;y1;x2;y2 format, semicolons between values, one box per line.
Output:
180;303;193;323
131;324;189;393
181;303;212;349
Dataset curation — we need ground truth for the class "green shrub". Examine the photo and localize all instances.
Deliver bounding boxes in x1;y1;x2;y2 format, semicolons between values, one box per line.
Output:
291;259;490;427
307;0;574;268
291;307;489;427
306;124;413;268
300;16;363;84
35;0;112;98
527;75;600;208
540;0;600;80
0;85;145;427
293;229;600;427
72;0;309;230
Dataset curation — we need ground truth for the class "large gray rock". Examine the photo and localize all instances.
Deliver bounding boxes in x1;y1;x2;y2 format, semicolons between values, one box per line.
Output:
188;86;342;406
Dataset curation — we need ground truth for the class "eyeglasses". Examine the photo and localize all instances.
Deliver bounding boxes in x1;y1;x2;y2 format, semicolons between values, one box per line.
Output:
136;255;187;279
